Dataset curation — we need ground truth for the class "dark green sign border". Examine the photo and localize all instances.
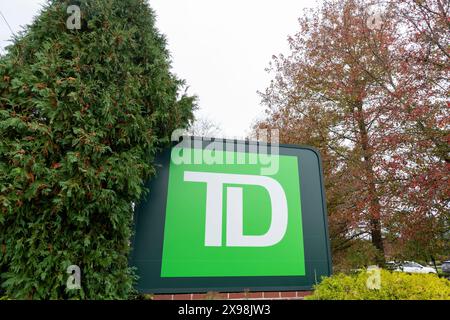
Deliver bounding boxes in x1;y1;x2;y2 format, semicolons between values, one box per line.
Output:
130;138;332;293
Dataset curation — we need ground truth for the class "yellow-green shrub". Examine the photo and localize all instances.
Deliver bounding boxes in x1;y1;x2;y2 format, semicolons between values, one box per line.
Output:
307;269;450;300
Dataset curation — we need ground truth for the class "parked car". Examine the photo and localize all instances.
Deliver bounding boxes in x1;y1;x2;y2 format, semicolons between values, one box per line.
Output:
441;260;450;277
394;261;437;274
385;261;400;271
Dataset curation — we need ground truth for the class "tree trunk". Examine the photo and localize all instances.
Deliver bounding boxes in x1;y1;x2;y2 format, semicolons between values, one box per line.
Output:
354;101;385;262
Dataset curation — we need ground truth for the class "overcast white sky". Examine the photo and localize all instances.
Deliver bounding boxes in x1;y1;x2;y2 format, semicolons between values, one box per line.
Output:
0;0;318;137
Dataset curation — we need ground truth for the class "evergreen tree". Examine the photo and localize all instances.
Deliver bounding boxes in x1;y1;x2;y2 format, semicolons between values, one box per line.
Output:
0;0;195;299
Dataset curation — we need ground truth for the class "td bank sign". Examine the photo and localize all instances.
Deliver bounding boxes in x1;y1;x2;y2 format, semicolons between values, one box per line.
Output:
184;171;288;248
131;138;331;293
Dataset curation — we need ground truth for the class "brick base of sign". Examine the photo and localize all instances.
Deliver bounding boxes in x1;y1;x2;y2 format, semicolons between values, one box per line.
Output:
151;291;313;300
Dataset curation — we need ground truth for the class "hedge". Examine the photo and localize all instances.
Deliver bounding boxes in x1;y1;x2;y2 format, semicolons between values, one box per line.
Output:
308;269;450;300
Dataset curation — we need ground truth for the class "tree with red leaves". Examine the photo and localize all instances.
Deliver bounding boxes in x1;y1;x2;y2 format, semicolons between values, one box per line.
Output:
256;0;449;266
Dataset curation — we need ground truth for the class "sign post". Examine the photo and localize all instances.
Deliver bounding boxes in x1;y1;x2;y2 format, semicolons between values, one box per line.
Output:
130;137;331;293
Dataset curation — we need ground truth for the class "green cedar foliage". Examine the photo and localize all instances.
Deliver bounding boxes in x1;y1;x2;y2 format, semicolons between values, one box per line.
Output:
0;0;195;299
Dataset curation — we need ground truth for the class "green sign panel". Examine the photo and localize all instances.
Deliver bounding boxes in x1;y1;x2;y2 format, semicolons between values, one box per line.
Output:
162;149;305;277
131;138;331;293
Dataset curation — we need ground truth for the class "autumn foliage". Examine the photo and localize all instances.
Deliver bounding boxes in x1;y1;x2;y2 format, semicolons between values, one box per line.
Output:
256;0;449;267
